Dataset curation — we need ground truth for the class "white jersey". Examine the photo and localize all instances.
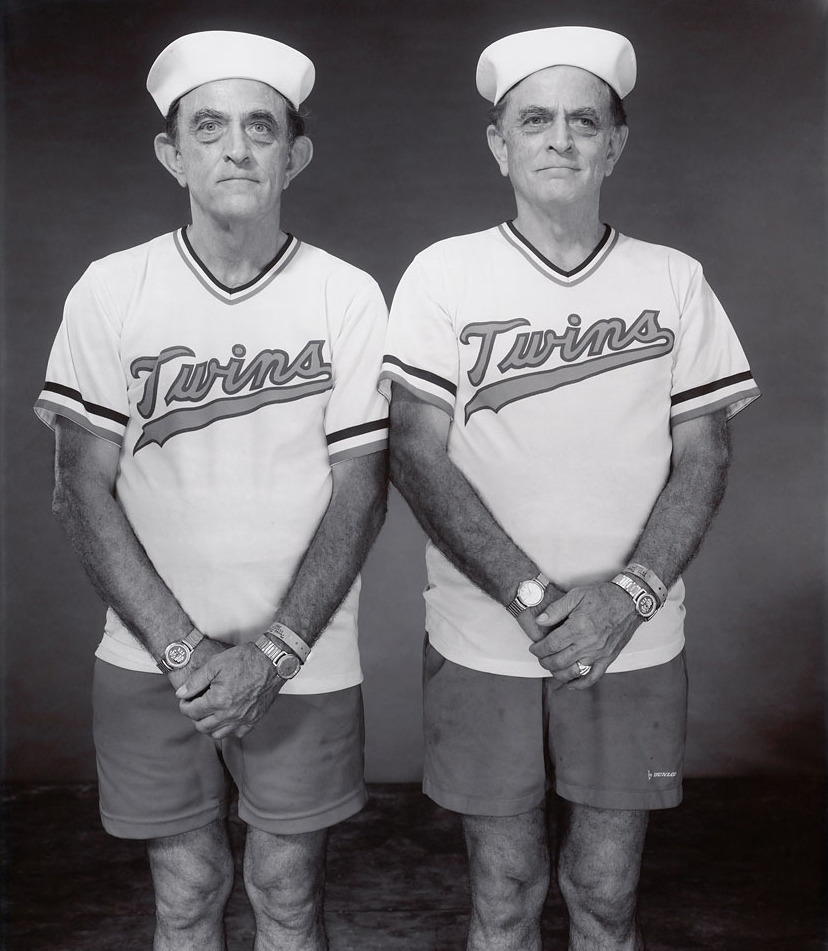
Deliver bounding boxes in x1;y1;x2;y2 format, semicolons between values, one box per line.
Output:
380;223;759;676
36;229;388;694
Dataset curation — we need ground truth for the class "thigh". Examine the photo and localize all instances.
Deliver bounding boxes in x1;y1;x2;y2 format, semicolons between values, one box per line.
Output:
93;660;230;839
423;639;547;816
546;652;688;811
223;686;367;835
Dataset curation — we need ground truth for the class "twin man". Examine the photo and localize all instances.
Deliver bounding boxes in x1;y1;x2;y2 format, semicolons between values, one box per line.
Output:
35;27;759;951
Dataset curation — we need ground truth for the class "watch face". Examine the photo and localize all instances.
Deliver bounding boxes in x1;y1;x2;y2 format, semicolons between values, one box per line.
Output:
636;593;657;618
165;643;190;668
518;579;545;607
275;653;302;679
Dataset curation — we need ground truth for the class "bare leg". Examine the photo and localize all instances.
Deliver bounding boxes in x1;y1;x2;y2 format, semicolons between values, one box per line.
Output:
557;803;649;951
244;827;329;951
463;807;550;951
147;818;234;951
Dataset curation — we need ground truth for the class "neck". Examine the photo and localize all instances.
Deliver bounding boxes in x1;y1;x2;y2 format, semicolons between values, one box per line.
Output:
186;212;287;287
513;198;605;271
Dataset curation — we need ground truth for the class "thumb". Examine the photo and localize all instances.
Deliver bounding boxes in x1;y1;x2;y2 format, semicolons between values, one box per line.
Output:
535;590;577;628
175;662;216;699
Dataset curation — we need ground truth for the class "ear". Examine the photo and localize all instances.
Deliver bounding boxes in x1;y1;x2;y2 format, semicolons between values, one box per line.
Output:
603;124;629;178
154;133;188;188
282;135;314;190
486;124;511;179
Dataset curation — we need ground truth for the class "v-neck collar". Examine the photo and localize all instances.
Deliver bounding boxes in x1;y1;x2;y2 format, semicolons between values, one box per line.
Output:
174;228;301;304
499;221;618;287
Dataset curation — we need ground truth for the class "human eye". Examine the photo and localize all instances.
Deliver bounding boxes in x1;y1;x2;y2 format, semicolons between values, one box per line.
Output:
521;112;549;131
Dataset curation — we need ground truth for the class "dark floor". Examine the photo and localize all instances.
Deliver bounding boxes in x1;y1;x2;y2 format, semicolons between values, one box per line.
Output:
2;780;825;950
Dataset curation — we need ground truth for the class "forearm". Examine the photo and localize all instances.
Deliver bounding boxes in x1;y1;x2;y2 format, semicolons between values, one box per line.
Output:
628;411;731;591
53;475;193;658
273;451;389;645
389;393;563;606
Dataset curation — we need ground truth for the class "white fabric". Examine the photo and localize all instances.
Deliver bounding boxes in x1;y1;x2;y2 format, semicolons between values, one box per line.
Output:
380;223;759;677
147;31;315;114
477;27;637;103
36;230;388;693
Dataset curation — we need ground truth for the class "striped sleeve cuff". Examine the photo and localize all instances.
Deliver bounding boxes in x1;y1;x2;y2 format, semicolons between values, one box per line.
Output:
379;356;456;416
34;382;127;446
671;371;761;425
327;418;388;465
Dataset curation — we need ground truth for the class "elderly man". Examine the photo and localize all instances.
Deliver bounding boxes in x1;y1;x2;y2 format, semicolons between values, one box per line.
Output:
381;26;759;951
35;31;388;951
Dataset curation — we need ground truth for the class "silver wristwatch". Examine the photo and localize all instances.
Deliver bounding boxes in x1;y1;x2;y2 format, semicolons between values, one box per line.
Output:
506;572;550;618
255;634;303;680
157;629;204;673
610;574;659;620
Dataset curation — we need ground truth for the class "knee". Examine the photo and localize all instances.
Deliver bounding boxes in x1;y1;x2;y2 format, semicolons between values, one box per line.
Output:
471;857;550;929
154;848;234;931
558;862;637;928
245;853;324;933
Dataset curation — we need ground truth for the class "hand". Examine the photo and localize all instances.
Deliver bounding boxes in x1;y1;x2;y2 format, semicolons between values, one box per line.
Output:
528;582;640;689
164;635;230;694
514;584;566;644
174;643;285;739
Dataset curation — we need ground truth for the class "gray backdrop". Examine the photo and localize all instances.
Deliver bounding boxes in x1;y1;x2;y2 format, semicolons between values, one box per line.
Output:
2;0;825;783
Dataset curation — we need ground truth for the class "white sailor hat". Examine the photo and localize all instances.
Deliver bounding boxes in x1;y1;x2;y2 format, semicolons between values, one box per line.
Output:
146;30;315;115
476;26;636;104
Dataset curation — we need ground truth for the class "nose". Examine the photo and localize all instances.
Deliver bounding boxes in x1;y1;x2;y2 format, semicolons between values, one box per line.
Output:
546;115;572;153
224;122;251;164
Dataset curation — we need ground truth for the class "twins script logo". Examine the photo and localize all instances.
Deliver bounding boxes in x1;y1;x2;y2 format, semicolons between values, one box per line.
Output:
460;309;675;422
130;341;332;452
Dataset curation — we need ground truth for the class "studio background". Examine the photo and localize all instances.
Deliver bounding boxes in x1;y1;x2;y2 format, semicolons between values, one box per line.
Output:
2;0;824;784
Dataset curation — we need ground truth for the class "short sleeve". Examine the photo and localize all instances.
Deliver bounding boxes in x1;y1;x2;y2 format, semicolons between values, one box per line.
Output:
669;259;760;425
34;263;129;446
324;273;389;465
380;249;459;416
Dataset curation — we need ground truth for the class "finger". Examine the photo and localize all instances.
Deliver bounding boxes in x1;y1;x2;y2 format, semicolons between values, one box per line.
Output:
175;664;216;700
566;658;611;690
529;628;577;659
535;590;578;627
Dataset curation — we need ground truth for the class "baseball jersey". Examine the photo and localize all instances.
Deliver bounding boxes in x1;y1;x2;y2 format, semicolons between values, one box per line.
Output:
36;228;388;694
380;222;760;676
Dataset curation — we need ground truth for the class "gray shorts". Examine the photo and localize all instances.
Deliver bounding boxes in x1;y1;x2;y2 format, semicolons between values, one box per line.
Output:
93;659;367;839
423;640;687;814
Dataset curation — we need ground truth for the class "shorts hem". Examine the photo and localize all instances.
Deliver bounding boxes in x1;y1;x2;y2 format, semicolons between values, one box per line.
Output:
239;785;369;834
555;780;683;811
100;798;230;840
423;778;545;817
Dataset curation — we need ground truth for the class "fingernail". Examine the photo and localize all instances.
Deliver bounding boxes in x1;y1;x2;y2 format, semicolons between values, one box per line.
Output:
536;613;548;622
175;686;186;697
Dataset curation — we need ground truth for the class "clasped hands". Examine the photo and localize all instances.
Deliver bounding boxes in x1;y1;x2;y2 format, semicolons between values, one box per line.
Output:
517;581;641;689
167;638;285;740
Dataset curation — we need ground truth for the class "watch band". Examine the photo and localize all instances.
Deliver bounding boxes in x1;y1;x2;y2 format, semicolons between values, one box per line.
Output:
625;563;668;606
610;573;658;620
265;622;311;663
157;628;204;673
255;634;302;679
506;572;551;618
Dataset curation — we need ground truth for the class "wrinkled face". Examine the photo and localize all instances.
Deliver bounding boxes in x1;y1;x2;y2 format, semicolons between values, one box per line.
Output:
159;78;309;225
487;65;627;210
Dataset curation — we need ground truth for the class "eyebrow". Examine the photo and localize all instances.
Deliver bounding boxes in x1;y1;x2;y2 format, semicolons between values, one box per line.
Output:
187;108;283;127
517;105;604;122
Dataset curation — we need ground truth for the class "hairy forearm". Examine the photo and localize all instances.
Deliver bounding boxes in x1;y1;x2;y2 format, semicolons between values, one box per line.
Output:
630;412;731;590
53;477;193;656
390;397;562;606
273;451;389;645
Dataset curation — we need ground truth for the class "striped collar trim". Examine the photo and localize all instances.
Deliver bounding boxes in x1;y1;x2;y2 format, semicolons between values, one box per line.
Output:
498;221;618;287
174;228;301;304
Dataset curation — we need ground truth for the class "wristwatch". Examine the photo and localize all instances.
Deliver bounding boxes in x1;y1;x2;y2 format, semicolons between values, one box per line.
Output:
610;573;659;621
506;572;550;618
157;628;204;673
255;634;303;680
